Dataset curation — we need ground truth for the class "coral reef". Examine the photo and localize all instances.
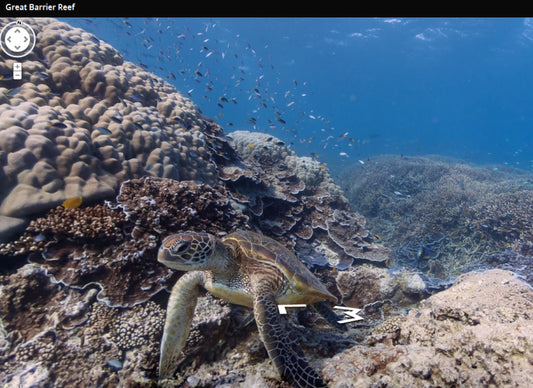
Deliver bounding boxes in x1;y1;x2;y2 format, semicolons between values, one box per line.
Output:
0;177;249;307
226;130;389;269
0;18;221;241
340;154;533;281
324;269;533;387
0;18;397;388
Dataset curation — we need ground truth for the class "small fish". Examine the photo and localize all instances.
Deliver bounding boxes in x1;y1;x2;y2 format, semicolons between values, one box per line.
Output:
358;159;365;165
48;122;67;129
7;87;21;96
62;196;83;209
275;117;286;124
128;120;144;131
247;144;255;149
394;191;403;196
339;152;349;157
95;127;112;135
33;233;47;243
219;96;229;102
195;70;203;77
310;152;319;159
126;94;142;102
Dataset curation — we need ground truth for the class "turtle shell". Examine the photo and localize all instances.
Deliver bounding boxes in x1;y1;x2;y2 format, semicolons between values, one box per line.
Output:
223;230;337;303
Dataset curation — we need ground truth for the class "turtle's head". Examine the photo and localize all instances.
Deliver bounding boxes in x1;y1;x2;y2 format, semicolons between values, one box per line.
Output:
158;232;221;271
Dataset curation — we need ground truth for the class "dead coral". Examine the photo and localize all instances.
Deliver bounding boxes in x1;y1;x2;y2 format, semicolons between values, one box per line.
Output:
324;270;533;387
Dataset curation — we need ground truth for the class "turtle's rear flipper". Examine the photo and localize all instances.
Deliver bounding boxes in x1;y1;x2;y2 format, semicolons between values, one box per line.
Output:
313;301;348;332
253;284;327;388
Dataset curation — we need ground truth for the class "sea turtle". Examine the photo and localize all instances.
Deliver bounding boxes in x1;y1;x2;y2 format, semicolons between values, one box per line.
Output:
157;230;339;387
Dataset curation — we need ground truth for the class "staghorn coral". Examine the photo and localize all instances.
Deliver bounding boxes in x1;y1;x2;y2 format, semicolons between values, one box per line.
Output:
339;154;533;280
470;189;533;244
27;203;125;240
0;203;126;257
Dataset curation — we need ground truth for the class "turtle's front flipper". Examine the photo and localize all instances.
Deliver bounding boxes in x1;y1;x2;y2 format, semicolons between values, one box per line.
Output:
253;282;327;388
159;271;205;379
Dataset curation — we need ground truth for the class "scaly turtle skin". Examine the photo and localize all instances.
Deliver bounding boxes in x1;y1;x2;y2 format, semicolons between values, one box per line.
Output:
157;230;338;387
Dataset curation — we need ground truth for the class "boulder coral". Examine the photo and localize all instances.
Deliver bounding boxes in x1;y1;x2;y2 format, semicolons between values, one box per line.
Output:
0;18;219;241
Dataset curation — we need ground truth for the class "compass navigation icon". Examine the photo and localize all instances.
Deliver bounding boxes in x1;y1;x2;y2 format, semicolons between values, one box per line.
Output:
1;20;36;58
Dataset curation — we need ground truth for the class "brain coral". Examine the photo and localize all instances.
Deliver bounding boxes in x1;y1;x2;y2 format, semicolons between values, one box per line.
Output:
0;18;219;240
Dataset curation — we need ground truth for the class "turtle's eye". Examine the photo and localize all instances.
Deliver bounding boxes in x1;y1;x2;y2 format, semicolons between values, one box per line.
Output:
171;240;190;255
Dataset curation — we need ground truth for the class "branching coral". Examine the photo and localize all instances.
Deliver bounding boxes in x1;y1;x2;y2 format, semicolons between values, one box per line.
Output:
340;154;533;280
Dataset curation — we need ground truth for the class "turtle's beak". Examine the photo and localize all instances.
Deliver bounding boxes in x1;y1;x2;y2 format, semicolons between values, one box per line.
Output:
158;233;210;270
158;235;186;266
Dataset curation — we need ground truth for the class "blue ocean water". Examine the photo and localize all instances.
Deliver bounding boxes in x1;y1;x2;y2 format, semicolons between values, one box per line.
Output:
62;17;533;175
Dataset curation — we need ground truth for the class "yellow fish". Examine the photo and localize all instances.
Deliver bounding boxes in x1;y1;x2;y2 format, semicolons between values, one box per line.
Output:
62;196;83;209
